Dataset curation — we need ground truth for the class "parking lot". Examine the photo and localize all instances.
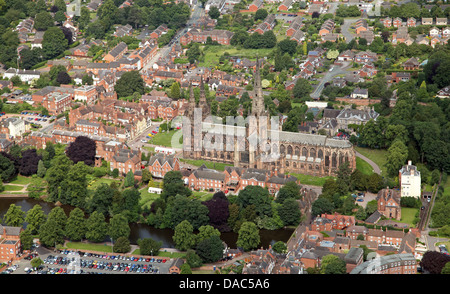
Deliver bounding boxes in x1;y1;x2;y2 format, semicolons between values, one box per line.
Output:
4;247;173;275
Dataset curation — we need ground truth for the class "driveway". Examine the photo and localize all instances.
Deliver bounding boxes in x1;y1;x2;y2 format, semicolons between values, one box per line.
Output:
355;151;381;175
341;19;356;43
310;62;350;99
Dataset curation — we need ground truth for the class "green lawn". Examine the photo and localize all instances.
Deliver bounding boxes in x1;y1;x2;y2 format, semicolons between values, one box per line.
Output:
356;157;375;175
355;146;388;176
399;207;419;226
88;178;121;190
64;242;114;253
288;173;335;186
180;158;233;171
139;188;161;210
3;185;25;192
9;175;33;185
191;190;214;201
148;129;183;148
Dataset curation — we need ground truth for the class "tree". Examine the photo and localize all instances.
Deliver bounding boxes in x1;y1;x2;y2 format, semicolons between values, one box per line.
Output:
25;204;46;235
170;81;181;99
138;238;162;256
114;71;145;98
196;235;224;263
124;170;135;187
320;254;347;274
186;249;203;268
3;204;25;227
278;198;302;226
236;221;260;251
121;187;141;223
42;26;68;59
85;211;109;243
170;195;210;230
108;213;130;241
19;149;41;176
208;6;220;19
173;220;196;251
54;10;66;24
0;153;17;182
202;191;230;232
292;78;313;100
161;171;192;201
65;208;86;241
237;185;272;218
20;228;34;250
386;139;408;177
37;159;47;178
420;251;450;274
311;197;334;216
272;241;287;254
113;237;131;253
34;11;54;31
66;136;96;166
38;207;67;247
254;9;268;21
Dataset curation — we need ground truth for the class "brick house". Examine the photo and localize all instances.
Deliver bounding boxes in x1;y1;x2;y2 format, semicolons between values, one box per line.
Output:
248;0;263;12
187;165;226;192
147;153;180;178
110;148;142;176
407;17;416;27
402;57;419;70
103;42;128;62
380;18;392;27
0;225;23;263
376;188;402;220
392;17;402;28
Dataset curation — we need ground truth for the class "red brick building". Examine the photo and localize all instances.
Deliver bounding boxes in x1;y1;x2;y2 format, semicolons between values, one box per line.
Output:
147;153;180;178
0;225;23;263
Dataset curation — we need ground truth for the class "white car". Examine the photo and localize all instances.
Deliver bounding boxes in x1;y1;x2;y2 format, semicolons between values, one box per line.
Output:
141;139;147;143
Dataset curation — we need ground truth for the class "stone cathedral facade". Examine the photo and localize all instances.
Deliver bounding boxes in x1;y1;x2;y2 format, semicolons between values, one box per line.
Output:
182;59;356;177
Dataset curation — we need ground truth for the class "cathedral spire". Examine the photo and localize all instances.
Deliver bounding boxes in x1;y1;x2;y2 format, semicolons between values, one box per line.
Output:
198;76;210;119
252;56;266;117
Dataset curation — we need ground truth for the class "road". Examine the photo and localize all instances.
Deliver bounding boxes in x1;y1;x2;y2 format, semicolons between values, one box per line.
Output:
310;62;350;99
341;18;356;44
142;3;205;71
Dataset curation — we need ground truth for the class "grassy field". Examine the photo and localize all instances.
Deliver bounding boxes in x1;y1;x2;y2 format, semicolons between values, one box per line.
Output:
289;173;335;186
200;46;274;68
356;157;375;175
355;146;388;176
64;242;114;253
399;207;419;226
139;188;161;210
3;185;25;192
191;190;214;201
9;175;33;185
180;158;233;171
148;129;183;148
87;178;121;190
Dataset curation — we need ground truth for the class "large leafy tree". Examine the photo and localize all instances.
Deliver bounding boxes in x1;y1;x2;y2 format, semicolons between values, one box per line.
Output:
0;153;17;182
65;208;86;241
25;204;46;235
108;213;130;241
3;204;25;227
386;139;408;177
66;136;96;166
85;211;109;243
173;220;196;251
114;70;145;98
236;221;260;251
196;235;225;263
38;207;67;247
19;148;41;176
202;191;230;232
237;185;272;218
277;198;302;226
42;26;68;59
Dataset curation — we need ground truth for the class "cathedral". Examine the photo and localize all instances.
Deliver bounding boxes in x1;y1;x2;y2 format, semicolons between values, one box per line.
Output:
182;59;356;177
